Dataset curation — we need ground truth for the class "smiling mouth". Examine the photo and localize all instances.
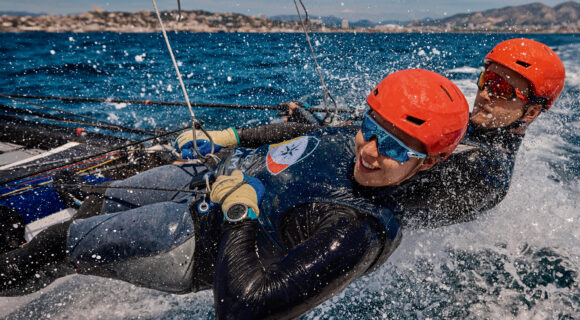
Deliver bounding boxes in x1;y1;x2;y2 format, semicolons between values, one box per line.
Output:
358;154;379;172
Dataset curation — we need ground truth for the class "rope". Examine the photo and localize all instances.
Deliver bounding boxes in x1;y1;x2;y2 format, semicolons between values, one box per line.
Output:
2;183;208;199
0;102;155;136
0;93;355;113
152;0;216;160
56;183;209;195
293;0;339;124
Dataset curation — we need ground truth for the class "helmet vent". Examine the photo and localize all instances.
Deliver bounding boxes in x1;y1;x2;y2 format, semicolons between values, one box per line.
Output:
440;85;453;102
516;60;531;68
374;88;379;96
452;86;462;99
405;115;425;126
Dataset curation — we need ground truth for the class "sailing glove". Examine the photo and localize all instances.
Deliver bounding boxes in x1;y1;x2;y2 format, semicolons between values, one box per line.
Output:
173;127;240;159
210;170;265;217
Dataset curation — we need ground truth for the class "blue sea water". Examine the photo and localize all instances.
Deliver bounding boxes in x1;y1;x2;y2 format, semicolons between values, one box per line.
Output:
0;32;579;319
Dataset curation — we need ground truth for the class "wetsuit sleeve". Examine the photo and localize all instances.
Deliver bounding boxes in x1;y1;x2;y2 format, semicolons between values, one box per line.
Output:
213;204;393;320
288;106;324;125
236;123;321;148
398;147;512;228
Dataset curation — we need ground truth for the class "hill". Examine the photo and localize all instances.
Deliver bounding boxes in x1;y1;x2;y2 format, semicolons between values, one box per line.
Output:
406;1;580;32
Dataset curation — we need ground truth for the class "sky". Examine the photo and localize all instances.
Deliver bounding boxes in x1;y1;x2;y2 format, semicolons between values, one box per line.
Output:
0;0;573;21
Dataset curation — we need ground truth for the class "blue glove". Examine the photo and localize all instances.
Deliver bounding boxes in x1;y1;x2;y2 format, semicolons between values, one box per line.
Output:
173;127;240;159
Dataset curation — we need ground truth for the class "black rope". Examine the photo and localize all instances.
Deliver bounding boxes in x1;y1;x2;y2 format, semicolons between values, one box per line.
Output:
0;93;355;114
1;95;157;135
3;183;208;199
0;103;155;136
56;183;208;195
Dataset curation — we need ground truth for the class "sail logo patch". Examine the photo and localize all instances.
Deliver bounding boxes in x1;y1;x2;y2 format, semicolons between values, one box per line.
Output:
266;136;319;175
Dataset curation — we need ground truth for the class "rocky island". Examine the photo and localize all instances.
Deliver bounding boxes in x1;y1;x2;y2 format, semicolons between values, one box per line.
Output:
0;2;578;33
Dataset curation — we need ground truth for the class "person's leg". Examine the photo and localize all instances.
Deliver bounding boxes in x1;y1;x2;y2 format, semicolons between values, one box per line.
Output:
0;193;105;295
0;219;69;293
68;197;198;293
102;163;209;214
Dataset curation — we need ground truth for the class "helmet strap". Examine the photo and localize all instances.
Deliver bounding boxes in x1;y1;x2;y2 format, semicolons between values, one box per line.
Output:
396;158;428;185
507;102;542;134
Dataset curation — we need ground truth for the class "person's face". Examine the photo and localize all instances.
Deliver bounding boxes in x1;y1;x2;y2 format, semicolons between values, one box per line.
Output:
353;111;425;187
471;63;532;129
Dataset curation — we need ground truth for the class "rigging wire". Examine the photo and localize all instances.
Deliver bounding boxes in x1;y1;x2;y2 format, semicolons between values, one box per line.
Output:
293;0;339;124
8;183;207;198
0;99;156;136
2;183;208;199
151;0;218;162
0;93;356;113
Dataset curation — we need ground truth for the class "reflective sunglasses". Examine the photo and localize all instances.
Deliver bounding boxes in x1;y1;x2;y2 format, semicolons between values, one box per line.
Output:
361;112;427;162
477;70;530;103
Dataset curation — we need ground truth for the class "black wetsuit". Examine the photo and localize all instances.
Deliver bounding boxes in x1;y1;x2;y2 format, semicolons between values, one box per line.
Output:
214;203;392;319
394;123;525;228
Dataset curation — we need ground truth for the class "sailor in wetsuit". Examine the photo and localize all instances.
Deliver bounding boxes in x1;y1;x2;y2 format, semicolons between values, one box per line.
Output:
393;38;566;227
1;69;470;319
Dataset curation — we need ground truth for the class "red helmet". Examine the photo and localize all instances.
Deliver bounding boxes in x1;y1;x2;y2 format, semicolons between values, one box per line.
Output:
366;69;469;159
485;38;565;109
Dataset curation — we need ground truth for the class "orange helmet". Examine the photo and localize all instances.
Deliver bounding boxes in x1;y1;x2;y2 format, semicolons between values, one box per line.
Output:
366;69;469;159
485;38;565;109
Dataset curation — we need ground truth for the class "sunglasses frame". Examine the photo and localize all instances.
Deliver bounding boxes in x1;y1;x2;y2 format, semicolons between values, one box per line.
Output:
361;112;427;162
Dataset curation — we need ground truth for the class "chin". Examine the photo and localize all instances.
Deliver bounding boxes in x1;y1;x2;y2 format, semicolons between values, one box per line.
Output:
470;113;493;128
353;167;392;187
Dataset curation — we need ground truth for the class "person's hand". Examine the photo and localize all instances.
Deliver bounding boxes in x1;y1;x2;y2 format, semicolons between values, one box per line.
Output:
173;127;239;159
277;101;323;125
210;170;265;217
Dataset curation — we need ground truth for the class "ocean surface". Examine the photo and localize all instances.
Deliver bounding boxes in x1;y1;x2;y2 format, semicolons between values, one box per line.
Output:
0;32;579;319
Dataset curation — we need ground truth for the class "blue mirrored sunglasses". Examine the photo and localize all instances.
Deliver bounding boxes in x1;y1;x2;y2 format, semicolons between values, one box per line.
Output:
361;112;427;162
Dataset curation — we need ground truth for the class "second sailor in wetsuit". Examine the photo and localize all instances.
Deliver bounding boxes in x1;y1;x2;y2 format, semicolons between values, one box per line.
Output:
394;38;566;227
1;69;470;319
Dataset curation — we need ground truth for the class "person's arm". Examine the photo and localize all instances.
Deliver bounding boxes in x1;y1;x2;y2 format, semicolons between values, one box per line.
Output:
174;102;324;158
397;146;511;228
277;101;324;126
213;204;395;320
236;123;321;148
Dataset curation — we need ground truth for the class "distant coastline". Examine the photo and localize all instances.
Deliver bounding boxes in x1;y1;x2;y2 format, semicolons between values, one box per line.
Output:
1;2;579;33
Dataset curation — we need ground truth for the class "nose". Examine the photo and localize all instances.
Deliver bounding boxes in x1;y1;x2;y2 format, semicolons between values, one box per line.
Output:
479;86;491;102
361;137;380;158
